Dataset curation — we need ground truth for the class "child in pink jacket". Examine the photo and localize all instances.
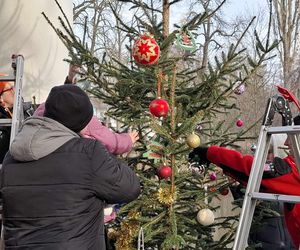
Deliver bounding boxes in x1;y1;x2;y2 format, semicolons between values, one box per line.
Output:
34;103;138;154
34;102;139;223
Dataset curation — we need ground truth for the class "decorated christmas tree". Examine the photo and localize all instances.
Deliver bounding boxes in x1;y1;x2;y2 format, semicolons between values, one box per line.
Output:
43;0;278;249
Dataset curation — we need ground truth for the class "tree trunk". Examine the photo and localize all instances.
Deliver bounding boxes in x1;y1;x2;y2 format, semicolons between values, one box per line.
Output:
163;0;169;38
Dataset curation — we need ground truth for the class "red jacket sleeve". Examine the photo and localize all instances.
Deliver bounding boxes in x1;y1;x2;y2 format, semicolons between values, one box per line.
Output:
207;146;300;196
207;145;300;248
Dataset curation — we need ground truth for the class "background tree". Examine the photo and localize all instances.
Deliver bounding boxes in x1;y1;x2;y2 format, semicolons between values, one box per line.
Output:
73;0;137;61
43;0;278;249
272;0;300;95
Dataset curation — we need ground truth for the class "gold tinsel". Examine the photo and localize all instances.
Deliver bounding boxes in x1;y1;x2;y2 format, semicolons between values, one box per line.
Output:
107;228;118;240
109;210;141;250
157;186;177;205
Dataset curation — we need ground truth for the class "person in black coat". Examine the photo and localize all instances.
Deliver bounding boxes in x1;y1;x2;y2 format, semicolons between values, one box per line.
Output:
1;85;141;249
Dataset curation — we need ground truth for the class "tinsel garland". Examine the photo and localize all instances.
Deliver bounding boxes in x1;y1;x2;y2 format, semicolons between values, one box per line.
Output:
157;186;177;205
108;211;140;250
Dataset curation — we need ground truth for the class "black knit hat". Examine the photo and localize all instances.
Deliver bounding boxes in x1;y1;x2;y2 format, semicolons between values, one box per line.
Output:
44;85;93;132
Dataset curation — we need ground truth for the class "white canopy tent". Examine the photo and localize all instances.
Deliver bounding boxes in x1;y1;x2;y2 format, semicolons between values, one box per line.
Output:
0;0;73;104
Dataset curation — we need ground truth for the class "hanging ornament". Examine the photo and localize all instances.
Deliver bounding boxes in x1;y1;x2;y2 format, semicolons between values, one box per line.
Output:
132;34;160;65
157;186;176;205
175;29;197;51
197;186;214;225
149;98;169;117
195;123;203;133
250;144;257;153
137;227;145;250
219;187;229;196
233;82;246;95
111;210;141;250
236;119;244;127
143;141;164;163
197;208;215;226
189;162;206;176
157;165;172;179
209;172;217;181
186;133;201;148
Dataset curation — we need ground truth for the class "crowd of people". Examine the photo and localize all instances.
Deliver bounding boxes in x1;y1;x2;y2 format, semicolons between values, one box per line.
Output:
0;65;299;249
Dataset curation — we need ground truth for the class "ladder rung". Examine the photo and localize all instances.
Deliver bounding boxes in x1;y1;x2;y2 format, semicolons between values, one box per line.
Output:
251;192;300;203
0;76;15;82
267;125;300;134
0;119;12;126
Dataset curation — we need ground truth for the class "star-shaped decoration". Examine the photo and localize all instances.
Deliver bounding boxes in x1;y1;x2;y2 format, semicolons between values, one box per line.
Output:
132;34;160;65
134;38;157;62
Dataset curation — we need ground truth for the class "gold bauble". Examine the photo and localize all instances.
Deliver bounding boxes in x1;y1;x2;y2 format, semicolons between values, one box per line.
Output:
186;134;201;148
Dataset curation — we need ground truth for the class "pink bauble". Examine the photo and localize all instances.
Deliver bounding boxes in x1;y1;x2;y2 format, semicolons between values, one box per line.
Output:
234;83;245;95
236;119;244;127
209;172;217;181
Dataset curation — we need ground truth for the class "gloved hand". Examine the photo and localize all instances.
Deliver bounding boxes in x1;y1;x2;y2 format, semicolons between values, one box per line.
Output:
188;146;210;166
263;157;291;178
294;114;300;125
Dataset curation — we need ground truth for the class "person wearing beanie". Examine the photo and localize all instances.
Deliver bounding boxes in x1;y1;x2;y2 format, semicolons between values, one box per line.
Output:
44;84;94;132
189;114;300;249
34;73;140;229
1;84;141;249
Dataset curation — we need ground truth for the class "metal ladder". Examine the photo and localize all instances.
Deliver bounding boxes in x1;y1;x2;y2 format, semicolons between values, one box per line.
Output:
0;55;24;147
0;55;24;249
233;89;300;249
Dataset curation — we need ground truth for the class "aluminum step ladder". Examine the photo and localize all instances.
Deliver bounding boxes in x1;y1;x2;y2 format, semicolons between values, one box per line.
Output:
0;55;24;147
0;55;24;250
233;88;300;250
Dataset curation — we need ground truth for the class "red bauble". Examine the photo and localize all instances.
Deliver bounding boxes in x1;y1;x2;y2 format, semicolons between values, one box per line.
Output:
149;98;169;117
219;188;229;196
157;165;172;179
132;34;160;65
236;119;244;127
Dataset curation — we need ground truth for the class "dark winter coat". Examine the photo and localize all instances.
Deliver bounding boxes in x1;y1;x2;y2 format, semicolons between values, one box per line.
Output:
0;106;10;163
230;184;295;249
0;116;141;250
0;102;35;163
249;208;295;250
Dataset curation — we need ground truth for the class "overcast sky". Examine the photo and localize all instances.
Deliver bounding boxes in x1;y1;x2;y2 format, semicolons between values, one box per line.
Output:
170;0;269;29
223;0;268;18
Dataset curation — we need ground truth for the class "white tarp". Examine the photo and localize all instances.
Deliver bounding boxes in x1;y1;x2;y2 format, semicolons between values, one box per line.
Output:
0;0;72;103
